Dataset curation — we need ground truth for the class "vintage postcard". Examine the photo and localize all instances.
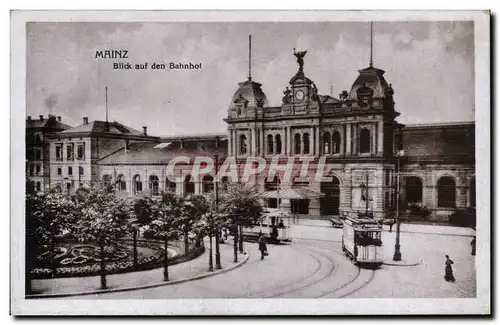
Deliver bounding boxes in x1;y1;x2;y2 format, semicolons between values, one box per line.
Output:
11;10;490;315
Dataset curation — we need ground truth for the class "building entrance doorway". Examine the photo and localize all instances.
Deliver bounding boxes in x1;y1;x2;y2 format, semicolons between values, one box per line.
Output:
320;176;340;215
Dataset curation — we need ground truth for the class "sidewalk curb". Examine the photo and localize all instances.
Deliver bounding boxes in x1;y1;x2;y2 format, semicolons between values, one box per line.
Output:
382;259;422;267
26;250;250;299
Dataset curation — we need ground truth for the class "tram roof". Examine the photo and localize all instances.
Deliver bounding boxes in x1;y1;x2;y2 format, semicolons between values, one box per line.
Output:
344;215;380;227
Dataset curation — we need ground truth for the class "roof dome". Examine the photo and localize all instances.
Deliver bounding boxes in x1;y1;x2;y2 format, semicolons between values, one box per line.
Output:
347;66;393;100
228;79;268;114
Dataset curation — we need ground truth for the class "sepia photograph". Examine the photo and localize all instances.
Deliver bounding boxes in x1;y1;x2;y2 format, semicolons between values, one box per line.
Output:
11;10;490;315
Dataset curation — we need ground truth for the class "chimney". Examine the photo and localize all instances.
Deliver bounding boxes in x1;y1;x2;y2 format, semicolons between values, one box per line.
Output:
27;116;31;122
142;126;147;136
39;115;44;121
83;117;88;125
57;116;61;122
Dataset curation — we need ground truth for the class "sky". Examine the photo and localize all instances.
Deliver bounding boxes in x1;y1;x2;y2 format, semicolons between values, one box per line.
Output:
26;21;475;136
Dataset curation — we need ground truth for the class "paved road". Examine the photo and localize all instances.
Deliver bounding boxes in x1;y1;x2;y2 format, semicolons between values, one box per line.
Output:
64;224;476;299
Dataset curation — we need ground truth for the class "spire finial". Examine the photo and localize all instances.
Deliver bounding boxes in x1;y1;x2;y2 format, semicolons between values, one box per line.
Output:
248;35;252;81
369;21;373;67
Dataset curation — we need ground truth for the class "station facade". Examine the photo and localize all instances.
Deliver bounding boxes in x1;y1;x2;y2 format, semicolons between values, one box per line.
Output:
36;51;475;222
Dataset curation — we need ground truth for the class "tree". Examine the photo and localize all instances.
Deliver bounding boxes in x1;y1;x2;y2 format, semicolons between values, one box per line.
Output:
179;194;209;254
27;185;76;278
147;192;183;281
130;196;156;269
72;184;130;289
218;183;264;253
197;193;227;271
220;183;264;227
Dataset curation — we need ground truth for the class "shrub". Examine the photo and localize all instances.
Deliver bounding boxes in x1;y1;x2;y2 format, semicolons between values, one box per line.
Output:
406;204;432;221
449;208;476;228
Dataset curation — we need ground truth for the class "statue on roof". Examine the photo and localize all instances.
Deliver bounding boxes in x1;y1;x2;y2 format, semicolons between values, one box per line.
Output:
293;48;307;72
282;86;292;105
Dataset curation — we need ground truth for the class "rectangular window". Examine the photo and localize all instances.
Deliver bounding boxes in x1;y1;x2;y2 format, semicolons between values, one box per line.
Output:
36;182;41;192
77;143;85;160
67;144;74;160
35;164;41;175
55;144;63;160
57;168;62;175
68;166;73;175
34;149;42;160
79;166;84;176
29;165;34;176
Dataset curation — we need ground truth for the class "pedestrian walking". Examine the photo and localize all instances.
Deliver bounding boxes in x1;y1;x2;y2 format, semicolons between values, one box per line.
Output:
470;237;476;256
258;235;268;260
389;221;394;233
444;254;456;282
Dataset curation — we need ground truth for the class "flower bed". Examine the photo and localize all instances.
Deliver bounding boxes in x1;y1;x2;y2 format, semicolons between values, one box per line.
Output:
30;239;204;279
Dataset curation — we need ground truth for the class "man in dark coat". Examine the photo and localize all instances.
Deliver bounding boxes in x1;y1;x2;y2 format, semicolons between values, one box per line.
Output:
258;235;267;260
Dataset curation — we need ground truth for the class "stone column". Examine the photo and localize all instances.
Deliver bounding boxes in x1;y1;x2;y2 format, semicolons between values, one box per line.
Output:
372;123;377;154
228;129;233;156
377;121;384;154
287;126;292;156
300;132;304;155
249;128;254;155
346;124;351;155
315;125;320;156
233;130;237;157
352;124;357;154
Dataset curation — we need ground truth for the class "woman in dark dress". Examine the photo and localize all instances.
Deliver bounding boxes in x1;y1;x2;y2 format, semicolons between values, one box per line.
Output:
444;254;456;282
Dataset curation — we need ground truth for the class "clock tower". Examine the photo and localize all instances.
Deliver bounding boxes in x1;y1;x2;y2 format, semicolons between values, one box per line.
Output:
281;49;320;115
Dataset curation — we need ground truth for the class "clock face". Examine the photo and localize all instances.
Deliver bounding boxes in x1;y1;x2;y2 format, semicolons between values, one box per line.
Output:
295;90;304;101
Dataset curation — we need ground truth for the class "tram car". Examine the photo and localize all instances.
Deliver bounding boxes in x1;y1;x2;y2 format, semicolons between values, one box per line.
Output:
341;214;383;267
260;208;292;243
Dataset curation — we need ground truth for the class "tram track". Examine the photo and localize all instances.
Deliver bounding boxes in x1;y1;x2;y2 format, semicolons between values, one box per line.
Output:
259;245;338;298
294;239;377;299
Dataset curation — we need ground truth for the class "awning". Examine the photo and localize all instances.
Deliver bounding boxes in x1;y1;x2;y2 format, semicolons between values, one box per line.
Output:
153;142;172;149
259;188;325;199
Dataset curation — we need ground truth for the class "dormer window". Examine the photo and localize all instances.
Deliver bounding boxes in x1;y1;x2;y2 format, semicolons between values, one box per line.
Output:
356;83;374;109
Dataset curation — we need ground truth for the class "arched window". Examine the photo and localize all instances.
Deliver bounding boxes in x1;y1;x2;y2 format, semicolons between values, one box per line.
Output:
184;175;195;195
275;134;282;154
267;134;274;155
360;128;371;154
165;177;177;193
303;133;310;154
323;132;331;154
220;176;229;191
132;175;142;195
437;176;456;208
202;175;214;193
149;175;159;196
239;134;248;155
332;131;341;154
405;176;422;204
294;133;301;154
117;174;126;191
102;174;112;186
470;177;476;208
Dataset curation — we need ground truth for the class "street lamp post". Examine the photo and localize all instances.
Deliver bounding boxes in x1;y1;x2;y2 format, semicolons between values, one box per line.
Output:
214;154;222;269
233;215;238;263
393;150;405;261
208;230;214;272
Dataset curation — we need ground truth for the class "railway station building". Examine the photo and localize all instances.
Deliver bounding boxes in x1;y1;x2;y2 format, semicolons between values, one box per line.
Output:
40;51;475;222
